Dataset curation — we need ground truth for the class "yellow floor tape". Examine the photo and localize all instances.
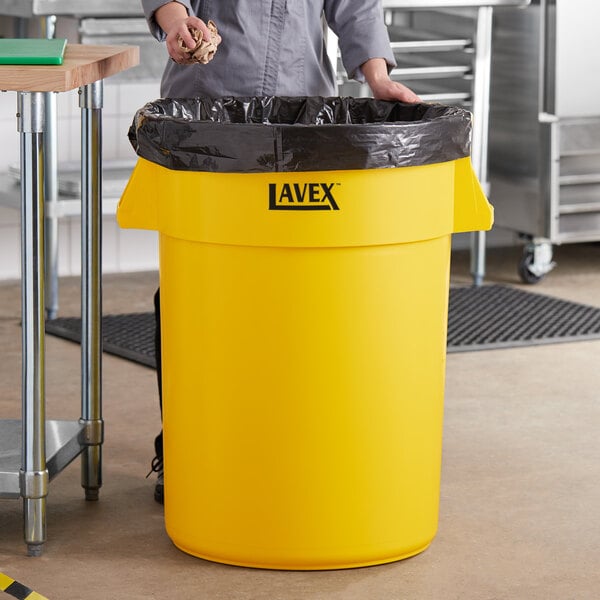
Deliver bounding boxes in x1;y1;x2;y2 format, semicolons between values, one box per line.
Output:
0;572;48;600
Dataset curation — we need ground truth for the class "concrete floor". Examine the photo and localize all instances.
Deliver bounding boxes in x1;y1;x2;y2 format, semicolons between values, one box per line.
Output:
1;243;599;599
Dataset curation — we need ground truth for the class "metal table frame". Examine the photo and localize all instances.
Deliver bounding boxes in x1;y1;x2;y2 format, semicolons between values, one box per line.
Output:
1;83;103;557
0;45;138;557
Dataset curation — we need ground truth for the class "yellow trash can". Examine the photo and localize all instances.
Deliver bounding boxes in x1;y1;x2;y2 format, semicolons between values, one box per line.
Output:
118;97;493;570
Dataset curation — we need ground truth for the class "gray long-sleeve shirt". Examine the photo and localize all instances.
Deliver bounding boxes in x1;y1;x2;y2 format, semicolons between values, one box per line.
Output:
141;0;396;98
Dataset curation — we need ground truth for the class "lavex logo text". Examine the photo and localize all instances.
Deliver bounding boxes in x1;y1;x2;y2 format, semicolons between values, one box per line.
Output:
269;182;340;210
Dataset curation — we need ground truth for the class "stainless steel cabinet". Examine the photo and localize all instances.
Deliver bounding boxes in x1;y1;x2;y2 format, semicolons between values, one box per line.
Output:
489;0;600;282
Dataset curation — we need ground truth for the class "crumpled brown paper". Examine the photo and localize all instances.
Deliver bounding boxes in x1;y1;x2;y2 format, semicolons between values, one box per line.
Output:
177;20;220;64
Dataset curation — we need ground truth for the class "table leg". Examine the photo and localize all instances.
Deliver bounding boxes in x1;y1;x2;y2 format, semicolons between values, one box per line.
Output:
470;6;493;286
44;15;59;320
79;82;104;501
18;91;49;557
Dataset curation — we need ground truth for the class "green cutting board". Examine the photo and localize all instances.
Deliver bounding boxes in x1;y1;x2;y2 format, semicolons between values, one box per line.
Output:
0;38;67;65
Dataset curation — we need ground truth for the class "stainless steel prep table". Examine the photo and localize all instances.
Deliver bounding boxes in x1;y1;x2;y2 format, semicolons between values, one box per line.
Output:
0;1;148;319
377;0;531;284
0;43;139;556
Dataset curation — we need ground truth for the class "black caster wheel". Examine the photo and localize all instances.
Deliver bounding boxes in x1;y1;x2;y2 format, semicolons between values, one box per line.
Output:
518;250;544;284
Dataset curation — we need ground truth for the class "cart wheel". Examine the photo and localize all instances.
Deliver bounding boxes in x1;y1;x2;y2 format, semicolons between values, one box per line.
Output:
518;251;544;284
517;238;556;284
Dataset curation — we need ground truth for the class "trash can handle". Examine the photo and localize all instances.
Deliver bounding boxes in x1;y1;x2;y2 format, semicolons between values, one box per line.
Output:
117;159;160;231
453;157;494;234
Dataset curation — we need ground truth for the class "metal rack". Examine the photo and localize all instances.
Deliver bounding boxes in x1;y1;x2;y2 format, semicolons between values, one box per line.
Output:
0;44;139;556
338;0;531;285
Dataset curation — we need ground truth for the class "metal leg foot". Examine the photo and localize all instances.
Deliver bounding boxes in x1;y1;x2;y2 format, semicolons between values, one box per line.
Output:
23;496;46;556
27;543;44;557
80;423;103;500
82;444;101;501
85;489;100;501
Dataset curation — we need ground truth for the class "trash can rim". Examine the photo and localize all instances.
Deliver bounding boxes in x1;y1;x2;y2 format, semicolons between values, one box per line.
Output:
128;96;473;173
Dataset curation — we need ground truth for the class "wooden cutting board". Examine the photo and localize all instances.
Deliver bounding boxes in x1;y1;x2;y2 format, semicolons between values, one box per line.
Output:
0;38;67;65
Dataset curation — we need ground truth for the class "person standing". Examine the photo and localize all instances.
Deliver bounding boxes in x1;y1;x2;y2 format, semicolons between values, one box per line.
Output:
141;0;420;503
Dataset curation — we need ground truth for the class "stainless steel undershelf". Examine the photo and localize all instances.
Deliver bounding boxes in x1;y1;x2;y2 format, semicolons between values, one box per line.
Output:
0;420;85;499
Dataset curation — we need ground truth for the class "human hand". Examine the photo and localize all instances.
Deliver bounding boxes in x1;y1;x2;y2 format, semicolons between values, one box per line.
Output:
168;16;221;64
369;78;421;103
155;3;221;65
177;20;220;64
361;58;421;103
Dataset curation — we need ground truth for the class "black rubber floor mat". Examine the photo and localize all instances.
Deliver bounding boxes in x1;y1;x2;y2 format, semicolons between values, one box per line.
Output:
447;285;600;352
46;312;156;368
45;285;600;367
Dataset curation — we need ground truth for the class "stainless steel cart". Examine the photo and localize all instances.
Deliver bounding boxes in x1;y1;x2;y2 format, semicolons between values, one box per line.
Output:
488;0;600;282
0;44;139;556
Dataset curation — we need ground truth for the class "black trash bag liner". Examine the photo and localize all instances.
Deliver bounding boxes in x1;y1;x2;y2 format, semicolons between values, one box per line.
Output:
128;96;472;173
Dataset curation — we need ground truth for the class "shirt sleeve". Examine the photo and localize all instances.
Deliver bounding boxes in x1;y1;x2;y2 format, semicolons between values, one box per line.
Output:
141;0;194;41
323;0;397;82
